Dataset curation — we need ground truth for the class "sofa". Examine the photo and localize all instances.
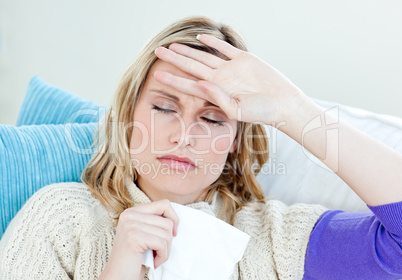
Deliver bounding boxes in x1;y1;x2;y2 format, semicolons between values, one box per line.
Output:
1;76;401;239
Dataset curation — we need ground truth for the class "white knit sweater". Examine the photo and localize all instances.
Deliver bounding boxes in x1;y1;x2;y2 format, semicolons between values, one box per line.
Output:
0;182;326;280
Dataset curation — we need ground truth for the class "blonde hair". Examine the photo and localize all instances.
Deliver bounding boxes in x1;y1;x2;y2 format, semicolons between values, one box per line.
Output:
82;15;269;224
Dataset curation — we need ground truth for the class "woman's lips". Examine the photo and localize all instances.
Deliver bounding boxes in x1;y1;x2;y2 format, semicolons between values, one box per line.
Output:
157;155;196;171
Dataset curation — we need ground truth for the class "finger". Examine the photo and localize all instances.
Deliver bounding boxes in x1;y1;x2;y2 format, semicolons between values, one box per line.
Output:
132;199;180;236
168;43;224;69
131;212;175;235
155;47;212;81
133;225;171;269
197;34;242;60
197;80;240;121
135;222;173;260
154;70;217;106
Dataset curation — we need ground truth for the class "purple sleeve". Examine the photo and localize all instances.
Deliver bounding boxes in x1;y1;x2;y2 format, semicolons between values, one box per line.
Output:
303;201;402;280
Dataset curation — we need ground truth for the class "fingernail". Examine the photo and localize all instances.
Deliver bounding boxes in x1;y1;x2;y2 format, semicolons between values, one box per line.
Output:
196;34;201;41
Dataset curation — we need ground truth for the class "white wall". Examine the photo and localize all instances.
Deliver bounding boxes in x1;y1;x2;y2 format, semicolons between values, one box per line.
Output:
1;0;401;125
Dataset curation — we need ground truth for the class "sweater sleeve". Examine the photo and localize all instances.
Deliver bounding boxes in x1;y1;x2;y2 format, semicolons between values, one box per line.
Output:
303;201;402;280
0;184;84;279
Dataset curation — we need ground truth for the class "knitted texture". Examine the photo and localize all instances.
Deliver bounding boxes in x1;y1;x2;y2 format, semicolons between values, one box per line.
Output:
0;182;326;279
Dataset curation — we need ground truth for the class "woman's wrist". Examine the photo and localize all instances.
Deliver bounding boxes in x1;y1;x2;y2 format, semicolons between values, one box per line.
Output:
276;94;325;143
98;254;145;280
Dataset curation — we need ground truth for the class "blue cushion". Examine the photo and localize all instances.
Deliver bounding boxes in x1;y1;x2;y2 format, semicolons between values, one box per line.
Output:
17;76;102;126
0;122;97;238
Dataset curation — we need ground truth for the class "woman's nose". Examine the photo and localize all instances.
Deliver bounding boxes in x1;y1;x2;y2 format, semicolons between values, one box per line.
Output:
169;117;205;149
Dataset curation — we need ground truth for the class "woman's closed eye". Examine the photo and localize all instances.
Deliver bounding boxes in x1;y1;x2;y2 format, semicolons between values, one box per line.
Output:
201;116;224;126
201;110;226;127
152;105;175;114
152;105;224;126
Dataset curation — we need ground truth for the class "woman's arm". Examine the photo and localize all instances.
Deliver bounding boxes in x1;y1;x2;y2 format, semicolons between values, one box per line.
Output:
0;184;78;279
278;96;402;206
305;202;402;279
154;34;402;207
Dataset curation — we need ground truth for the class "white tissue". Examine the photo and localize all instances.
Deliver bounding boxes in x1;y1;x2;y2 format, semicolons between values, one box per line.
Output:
142;203;250;280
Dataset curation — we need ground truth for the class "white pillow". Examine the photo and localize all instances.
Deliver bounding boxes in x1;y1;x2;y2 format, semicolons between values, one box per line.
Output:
257;98;402;212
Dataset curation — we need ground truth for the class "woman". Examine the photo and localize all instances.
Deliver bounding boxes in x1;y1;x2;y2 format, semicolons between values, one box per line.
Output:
0;16;401;280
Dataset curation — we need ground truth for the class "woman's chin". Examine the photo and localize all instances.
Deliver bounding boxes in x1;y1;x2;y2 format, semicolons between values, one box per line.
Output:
140;181;207;203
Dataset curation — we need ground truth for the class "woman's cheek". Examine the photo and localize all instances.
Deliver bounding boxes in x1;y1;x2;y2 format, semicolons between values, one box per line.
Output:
130;124;150;152
130;110;153;151
209;126;236;154
210;135;233;154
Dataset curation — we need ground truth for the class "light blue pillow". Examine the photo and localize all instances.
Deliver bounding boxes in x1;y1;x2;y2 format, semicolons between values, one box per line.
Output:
17;76;102;126
1;76;105;238
0;122;97;238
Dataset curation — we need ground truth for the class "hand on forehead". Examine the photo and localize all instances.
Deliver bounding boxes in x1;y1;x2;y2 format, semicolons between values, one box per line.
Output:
147;59;215;106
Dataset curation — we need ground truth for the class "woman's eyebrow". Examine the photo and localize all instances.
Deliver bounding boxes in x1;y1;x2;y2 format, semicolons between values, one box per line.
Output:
149;89;218;108
149;89;179;102
203;99;218;108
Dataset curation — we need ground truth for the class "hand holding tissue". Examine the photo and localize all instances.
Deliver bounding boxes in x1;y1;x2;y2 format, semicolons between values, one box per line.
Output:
142;203;250;280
